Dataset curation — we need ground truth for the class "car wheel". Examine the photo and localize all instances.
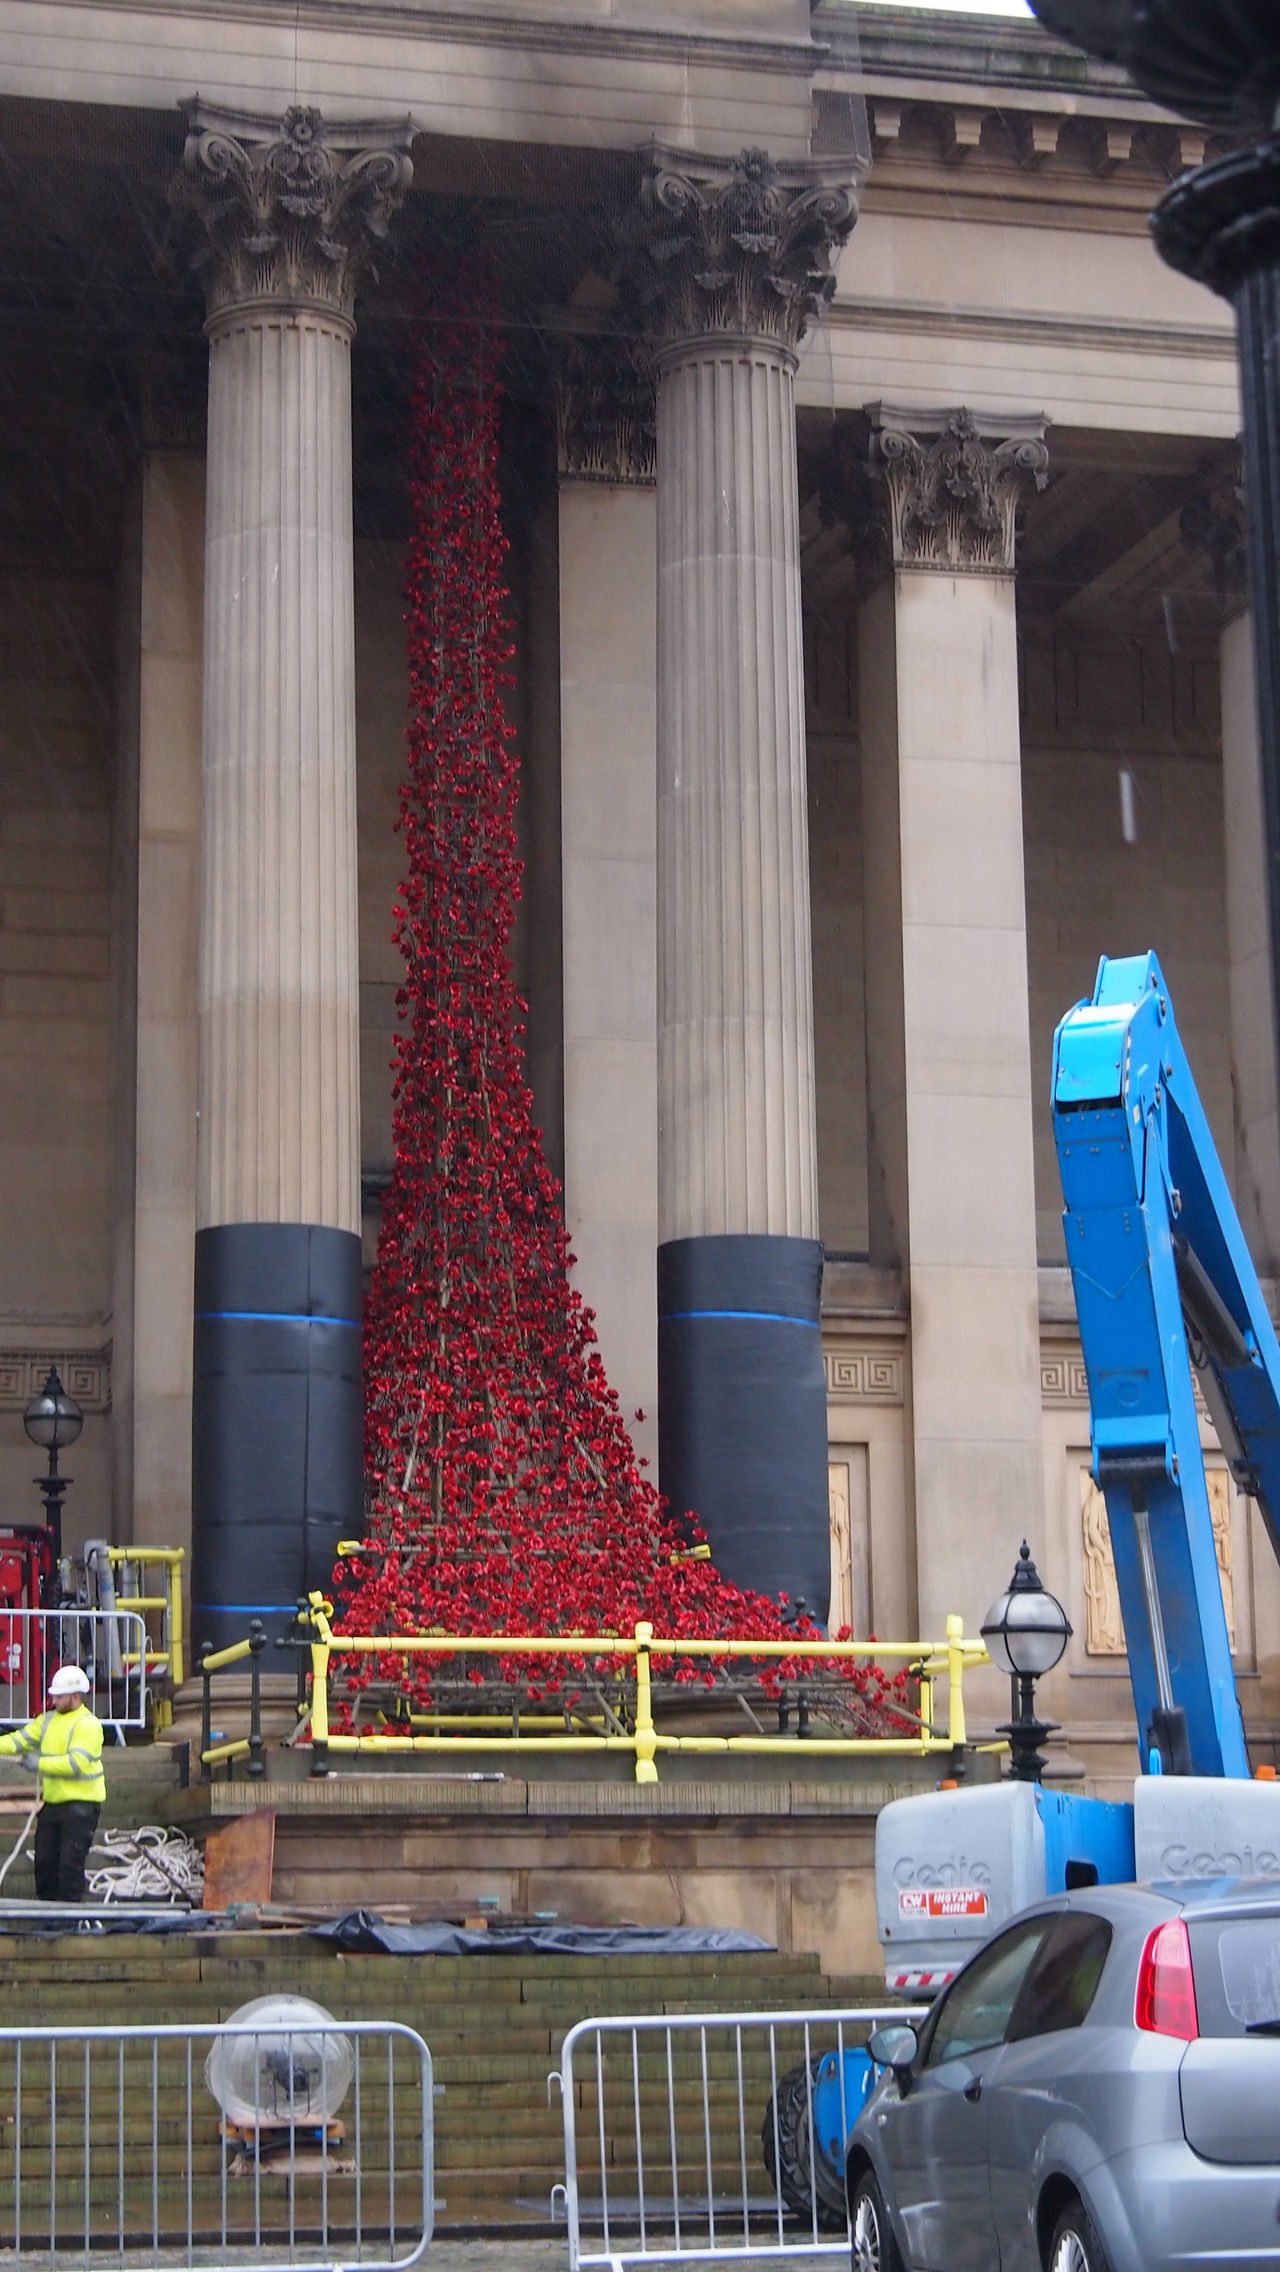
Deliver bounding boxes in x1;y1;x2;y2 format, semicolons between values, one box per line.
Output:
1049;2199;1113;2272
849;2169;901;2272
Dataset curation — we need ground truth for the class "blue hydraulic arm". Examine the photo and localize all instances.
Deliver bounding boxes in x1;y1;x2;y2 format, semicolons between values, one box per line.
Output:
1052;952;1280;1781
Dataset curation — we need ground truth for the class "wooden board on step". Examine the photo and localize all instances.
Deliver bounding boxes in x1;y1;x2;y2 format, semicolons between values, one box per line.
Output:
202;1810;275;1908
224;2117;351;2178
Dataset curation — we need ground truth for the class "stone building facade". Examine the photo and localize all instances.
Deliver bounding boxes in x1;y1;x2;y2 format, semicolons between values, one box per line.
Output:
0;0;1271;1762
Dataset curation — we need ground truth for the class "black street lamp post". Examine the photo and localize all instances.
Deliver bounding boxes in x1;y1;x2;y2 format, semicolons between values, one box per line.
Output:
981;1542;1073;1783
22;1365;83;1581
1028;1;1280;1122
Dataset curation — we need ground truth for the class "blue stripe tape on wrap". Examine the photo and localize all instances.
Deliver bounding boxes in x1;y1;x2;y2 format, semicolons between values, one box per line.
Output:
196;1310;361;1328
193;1603;302;1616
658;1309;821;1328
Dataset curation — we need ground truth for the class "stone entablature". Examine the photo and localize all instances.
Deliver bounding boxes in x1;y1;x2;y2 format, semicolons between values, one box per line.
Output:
858;97;1213;185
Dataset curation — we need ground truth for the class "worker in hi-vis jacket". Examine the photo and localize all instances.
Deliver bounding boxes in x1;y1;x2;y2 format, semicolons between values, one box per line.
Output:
0;1663;105;1901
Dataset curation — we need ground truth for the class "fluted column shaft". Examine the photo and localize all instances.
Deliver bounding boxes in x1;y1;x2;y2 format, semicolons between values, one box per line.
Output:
657;337;817;1245
199;304;359;1233
857;408;1048;1670
175;99;414;1648
633;145;862;1618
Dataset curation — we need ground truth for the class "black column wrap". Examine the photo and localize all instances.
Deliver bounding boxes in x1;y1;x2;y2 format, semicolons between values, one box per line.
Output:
1155;143;1280;1203
657;1234;830;1625
192;1223;364;1654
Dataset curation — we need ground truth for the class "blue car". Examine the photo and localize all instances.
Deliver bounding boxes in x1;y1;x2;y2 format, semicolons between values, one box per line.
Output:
847;1880;1280;2272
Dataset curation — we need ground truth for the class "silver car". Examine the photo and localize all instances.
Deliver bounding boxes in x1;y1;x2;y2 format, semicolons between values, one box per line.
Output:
846;1879;1280;2272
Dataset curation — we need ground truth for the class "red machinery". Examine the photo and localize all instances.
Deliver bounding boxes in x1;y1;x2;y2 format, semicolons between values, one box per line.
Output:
0;1526;58;1716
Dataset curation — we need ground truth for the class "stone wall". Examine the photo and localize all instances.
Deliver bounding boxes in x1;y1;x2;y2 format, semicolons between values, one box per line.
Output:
1021;627;1230;1261
187;1773;911;1976
807;611;869;1258
0;569;114;1545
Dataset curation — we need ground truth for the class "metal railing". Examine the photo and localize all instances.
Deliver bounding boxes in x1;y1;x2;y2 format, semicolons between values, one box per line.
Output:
0;1609;149;1730
0;2016;434;2269
550;2005;925;2269
98;1544;185;1693
303;1594;986;1783
199;1620;267;1781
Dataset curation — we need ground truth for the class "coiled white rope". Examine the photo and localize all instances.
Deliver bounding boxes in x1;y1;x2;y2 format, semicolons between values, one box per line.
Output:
86;1825;204;1905
0;1798;40;1894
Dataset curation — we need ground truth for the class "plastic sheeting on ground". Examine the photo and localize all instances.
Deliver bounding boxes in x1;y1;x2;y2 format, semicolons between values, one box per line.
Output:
309;1910;774;1956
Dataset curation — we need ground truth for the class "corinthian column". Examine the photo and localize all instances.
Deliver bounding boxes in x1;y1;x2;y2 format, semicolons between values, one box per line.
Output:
857;407;1049;1650
630;146;863;1615
175;101;414;1648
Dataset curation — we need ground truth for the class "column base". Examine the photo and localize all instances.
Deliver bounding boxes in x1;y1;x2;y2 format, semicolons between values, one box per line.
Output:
192;1224;363;1654
657;1235;830;1624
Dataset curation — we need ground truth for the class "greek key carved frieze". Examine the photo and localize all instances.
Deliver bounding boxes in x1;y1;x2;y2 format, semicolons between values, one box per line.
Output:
1040;1353;1091;1405
823;1346;903;1405
869;408;1049;575
174;100;416;326
1042;1343;1207;1420
629;144;864;355
0;1352;110;1414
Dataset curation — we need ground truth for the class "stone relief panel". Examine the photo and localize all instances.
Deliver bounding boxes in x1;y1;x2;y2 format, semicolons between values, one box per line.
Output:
1080;1465;1235;1656
828;1446;870;1639
829;1461;852;1632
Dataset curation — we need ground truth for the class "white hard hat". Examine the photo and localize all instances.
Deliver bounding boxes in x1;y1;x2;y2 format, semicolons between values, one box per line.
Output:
48;1664;90;1698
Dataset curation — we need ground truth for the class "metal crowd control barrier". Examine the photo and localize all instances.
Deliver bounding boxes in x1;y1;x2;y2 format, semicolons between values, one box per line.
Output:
550;2004;925;2269
0;1609;149;1730
304;1593;986;1782
0;2016;434;2269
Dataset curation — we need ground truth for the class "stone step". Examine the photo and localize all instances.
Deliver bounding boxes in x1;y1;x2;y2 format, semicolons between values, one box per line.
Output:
0;1931;869;2230
0;1947;825;1982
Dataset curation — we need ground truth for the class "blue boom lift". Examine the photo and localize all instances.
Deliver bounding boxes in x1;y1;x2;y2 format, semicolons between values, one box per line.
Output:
767;951;1280;2226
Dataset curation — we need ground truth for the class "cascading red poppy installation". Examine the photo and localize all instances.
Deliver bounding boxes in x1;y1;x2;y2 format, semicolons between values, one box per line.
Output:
334;304;907;1731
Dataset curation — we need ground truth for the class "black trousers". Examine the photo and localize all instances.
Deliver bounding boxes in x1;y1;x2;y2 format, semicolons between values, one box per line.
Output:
33;1801;100;1903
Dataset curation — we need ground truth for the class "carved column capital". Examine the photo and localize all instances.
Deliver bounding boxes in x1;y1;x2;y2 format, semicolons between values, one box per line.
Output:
1181;446;1248;619
173;99;416;333
869;406;1050;575
551;331;656;487
626;143;864;362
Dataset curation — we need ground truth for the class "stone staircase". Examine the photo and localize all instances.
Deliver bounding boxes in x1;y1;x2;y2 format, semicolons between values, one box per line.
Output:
0;1930;882;2235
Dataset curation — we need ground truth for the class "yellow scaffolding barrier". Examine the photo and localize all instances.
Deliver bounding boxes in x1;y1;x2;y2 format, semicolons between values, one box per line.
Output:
302;1595;987;1785
96;1547;185;1728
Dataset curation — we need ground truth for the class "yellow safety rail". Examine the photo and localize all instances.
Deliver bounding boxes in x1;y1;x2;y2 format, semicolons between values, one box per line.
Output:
303;1594;987;1785
198;1622;267;1782
106;1547;185;1694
